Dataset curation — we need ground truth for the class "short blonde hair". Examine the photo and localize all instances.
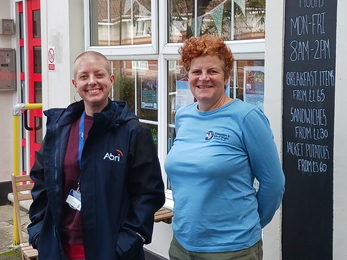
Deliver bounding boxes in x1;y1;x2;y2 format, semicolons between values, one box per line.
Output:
73;51;111;79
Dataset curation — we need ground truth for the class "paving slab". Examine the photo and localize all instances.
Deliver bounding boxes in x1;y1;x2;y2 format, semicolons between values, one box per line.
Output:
0;204;29;255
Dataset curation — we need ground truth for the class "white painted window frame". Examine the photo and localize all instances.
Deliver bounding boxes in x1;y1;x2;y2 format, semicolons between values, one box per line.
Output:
83;0;265;209
84;0;158;57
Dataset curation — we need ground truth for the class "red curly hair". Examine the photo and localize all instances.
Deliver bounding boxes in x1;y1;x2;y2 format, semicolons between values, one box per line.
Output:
179;34;234;74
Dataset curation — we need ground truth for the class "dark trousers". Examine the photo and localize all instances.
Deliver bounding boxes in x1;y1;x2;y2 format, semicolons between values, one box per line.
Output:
169;236;263;260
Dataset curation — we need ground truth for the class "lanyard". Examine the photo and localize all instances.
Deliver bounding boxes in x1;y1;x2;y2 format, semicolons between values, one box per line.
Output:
78;111;86;169
77;111;86;190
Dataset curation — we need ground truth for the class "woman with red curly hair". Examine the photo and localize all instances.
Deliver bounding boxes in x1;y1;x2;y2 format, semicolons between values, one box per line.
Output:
165;34;285;260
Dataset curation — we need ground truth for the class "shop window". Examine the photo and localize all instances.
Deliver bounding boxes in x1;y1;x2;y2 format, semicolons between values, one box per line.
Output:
87;2;265;194
111;60;158;147
90;0;152;46
166;59;264;149
145;124;158;151
135;20;151;36
167;60;186;149
168;0;265;42
132;60;148;70
232;60;265;110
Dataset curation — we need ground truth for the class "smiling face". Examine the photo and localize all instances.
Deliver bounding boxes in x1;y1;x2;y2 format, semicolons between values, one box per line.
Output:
188;55;230;111
72;53;114;116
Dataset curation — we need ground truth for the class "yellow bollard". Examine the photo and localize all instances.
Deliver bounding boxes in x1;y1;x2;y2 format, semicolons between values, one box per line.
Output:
12;103;42;245
12;113;21;245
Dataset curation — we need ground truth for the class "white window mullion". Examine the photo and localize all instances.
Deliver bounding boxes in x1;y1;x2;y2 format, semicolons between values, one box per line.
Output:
83;0;90;50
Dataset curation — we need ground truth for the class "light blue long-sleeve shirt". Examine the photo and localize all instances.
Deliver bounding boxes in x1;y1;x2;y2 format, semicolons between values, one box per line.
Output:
165;99;285;252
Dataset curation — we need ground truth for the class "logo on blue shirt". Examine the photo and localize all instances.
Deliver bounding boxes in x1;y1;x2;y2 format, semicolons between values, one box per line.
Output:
205;131;230;141
205;131;214;140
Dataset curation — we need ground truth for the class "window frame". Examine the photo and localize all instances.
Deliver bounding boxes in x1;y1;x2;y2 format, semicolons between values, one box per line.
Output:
84;0;266;209
84;0;159;55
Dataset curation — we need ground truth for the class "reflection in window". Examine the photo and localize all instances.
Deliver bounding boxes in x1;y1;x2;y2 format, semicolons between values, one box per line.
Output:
34;82;42;103
35;116;43;145
231;60;265;110
34;46;42;74
167;60;265;118
132;61;148;70
33;10;41;38
168;0;265;42
19;12;24;39
167;59;265;149
145;124;158;152
21;147;26;172
166;60;189;190
167;60;188;155
20;81;25;103
90;0;152;46
20;80;25;139
20;47;25;73
111;60;158;122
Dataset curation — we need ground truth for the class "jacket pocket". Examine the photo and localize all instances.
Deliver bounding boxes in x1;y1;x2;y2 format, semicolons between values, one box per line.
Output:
116;228;143;260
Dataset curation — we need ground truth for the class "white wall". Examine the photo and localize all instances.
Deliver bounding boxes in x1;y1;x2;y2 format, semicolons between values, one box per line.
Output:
0;0;16;182
333;0;347;259
41;0;85;113
263;0;285;259
0;90;15;182
145;221;173;258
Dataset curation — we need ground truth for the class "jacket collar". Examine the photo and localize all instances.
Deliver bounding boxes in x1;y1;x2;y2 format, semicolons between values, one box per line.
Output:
44;99;138;133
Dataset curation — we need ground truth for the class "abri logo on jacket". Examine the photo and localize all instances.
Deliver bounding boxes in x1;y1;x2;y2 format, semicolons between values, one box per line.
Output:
103;149;124;162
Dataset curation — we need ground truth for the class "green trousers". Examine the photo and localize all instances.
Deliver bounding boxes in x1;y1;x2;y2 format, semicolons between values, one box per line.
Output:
169;236;263;260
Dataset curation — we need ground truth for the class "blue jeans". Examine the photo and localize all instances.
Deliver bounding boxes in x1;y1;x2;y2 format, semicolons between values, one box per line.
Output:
169;236;263;260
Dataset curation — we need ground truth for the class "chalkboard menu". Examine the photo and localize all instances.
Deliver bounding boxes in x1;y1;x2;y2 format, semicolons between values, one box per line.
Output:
282;0;337;259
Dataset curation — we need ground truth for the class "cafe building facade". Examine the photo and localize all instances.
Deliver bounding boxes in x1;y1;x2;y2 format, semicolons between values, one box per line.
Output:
0;0;346;259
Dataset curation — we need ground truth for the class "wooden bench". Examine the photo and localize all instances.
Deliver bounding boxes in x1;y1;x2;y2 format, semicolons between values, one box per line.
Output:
154;207;174;224
19;243;38;260
11;174;38;260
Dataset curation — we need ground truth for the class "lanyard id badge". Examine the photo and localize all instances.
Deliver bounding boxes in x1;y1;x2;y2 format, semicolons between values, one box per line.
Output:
66;189;82;211
65;112;85;211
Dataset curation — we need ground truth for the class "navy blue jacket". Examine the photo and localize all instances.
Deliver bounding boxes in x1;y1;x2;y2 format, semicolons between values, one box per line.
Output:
27;100;165;260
